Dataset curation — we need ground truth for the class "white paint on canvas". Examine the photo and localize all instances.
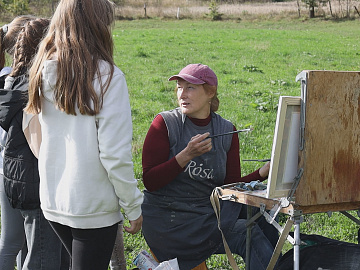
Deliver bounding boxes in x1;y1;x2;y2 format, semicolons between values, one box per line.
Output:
282;111;300;184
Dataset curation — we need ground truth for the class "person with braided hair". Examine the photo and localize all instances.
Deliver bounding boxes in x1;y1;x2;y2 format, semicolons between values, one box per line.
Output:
0;17;70;270
0;66;26;270
0;15;35;270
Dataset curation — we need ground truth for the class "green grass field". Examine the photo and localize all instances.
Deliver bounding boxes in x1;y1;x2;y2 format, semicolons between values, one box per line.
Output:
113;18;360;269
1;17;360;269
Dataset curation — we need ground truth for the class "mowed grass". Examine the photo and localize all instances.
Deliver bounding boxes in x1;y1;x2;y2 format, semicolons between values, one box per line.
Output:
114;18;360;180
1;18;360;269
113;18;360;269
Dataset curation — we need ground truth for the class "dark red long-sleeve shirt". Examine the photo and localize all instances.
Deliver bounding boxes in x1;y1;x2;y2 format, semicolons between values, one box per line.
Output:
142;114;265;192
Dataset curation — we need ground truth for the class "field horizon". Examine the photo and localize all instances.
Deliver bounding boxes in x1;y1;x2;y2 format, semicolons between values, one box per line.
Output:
1;0;359;23
115;0;360;21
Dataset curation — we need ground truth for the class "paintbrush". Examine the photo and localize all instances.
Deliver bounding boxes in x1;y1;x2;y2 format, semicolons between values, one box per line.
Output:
208;128;251;138
242;159;271;162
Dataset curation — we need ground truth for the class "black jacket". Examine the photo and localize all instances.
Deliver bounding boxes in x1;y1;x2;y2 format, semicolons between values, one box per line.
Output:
0;74;40;209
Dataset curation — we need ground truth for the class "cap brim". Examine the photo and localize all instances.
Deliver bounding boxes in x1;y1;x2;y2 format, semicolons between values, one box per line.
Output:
168;74;205;85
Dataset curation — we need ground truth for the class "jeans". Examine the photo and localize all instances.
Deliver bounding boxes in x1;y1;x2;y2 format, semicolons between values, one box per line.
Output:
215;218;275;270
20;208;66;270
49;221;118;270
0;175;26;270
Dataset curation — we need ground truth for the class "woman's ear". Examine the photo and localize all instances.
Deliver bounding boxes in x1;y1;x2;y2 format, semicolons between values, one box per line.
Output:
208;89;216;99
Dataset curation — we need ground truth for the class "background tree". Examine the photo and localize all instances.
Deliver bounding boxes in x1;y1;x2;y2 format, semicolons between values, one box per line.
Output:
302;0;317;17
302;0;328;18
7;0;29;15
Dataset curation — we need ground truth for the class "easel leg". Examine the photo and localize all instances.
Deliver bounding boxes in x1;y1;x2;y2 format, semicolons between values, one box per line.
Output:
266;218;293;270
293;215;302;270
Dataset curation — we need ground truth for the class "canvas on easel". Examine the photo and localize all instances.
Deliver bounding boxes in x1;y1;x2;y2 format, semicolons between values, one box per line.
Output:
266;96;301;199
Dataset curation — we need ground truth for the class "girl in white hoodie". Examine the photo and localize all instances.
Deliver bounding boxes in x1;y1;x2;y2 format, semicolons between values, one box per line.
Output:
25;1;143;269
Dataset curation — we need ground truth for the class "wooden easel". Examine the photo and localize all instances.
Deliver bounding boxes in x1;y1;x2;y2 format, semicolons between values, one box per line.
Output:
213;70;360;270
213;187;360;270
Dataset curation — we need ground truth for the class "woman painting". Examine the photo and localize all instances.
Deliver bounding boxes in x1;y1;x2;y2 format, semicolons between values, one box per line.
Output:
142;63;276;270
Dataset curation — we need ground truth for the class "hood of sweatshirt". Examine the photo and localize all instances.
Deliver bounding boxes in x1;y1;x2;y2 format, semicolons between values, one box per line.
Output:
41;60;58;104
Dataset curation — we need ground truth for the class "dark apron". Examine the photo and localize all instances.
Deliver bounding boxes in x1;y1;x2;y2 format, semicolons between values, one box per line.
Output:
142;110;240;269
142;191;242;270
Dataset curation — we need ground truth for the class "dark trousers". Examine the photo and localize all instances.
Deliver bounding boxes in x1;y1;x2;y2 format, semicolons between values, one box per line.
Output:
49;221;118;270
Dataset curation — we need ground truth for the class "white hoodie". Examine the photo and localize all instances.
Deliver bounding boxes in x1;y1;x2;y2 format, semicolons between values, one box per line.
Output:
39;60;143;229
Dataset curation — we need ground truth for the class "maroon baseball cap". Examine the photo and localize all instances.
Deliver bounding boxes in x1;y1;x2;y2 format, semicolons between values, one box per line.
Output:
168;64;218;86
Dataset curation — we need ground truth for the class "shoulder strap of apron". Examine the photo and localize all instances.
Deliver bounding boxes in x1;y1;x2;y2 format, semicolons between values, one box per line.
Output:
210;188;240;270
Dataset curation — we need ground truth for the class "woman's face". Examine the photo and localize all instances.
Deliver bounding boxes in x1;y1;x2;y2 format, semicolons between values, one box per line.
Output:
176;79;214;119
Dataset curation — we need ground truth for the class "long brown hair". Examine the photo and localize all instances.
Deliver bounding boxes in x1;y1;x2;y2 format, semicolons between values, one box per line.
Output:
10;18;50;77
0;15;36;71
26;0;115;115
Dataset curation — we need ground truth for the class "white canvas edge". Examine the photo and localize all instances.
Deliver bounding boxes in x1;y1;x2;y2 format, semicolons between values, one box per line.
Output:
266;96;301;199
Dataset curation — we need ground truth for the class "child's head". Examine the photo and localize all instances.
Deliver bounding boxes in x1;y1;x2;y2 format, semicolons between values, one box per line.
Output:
26;0;116;116
10;18;50;77
0;15;36;70
49;0;115;58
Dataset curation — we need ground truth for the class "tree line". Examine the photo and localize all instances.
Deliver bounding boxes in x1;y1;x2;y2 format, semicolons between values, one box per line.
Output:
0;0;358;19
